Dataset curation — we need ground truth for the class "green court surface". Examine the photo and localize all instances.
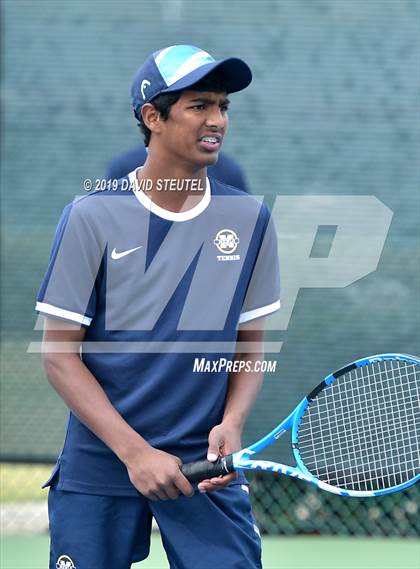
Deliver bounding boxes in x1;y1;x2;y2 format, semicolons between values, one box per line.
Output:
1;534;419;569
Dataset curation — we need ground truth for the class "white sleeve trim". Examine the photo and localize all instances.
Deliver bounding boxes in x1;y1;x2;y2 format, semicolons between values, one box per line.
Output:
239;299;281;324
36;302;92;326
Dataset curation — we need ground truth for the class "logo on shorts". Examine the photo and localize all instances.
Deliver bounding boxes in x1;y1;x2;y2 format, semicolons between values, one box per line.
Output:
56;555;76;569
214;229;240;261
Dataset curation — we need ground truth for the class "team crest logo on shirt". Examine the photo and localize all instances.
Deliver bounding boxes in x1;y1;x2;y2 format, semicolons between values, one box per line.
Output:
56;555;76;569
214;229;240;261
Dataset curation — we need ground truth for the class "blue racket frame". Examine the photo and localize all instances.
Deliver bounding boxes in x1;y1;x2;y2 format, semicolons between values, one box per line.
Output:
231;353;420;497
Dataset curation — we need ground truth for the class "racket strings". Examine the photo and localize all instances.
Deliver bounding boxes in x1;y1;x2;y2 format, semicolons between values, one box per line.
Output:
298;419;419;458
297;360;420;491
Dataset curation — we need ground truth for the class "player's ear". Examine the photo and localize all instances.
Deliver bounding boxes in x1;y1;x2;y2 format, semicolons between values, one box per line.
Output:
141;103;162;135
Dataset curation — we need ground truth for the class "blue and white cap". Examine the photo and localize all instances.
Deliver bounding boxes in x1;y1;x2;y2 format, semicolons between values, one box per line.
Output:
131;45;252;119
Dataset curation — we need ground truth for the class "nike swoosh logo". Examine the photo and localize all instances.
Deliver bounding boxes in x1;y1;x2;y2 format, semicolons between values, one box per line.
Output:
111;246;143;260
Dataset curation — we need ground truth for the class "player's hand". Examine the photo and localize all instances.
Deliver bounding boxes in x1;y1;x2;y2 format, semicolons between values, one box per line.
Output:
125;446;194;501
197;421;241;493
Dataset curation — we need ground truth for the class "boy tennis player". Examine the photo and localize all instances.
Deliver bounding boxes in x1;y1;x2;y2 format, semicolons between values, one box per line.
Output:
37;45;280;568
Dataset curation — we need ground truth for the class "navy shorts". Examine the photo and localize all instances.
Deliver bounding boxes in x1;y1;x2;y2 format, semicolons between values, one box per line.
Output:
48;482;262;569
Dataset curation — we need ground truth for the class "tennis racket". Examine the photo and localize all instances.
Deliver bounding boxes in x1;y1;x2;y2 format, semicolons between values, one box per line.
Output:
181;353;420;497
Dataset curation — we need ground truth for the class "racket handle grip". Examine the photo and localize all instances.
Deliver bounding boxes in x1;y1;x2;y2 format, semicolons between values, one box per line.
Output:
180;455;234;483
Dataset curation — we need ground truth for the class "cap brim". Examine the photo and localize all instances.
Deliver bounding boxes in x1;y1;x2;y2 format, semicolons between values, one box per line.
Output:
160;57;252;96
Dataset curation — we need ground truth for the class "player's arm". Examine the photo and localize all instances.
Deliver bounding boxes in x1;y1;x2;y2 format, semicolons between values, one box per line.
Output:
42;318;193;501
198;318;265;492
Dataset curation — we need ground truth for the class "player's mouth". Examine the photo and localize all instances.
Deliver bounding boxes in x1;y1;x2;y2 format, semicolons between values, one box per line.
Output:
198;134;222;152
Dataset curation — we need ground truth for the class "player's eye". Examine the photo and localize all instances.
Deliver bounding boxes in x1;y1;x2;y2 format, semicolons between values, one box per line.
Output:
220;104;229;113
191;104;205;110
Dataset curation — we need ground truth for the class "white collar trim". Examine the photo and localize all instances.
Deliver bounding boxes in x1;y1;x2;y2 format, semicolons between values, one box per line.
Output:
129;168;211;222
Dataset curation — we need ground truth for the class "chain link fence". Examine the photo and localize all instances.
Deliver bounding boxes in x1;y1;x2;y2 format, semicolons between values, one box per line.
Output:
2;465;419;537
251;475;419;537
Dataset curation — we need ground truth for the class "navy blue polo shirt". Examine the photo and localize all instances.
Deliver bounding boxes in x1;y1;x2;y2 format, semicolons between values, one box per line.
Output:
36;171;280;496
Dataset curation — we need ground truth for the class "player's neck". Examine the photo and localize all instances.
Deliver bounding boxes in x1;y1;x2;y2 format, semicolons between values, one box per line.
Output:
136;155;208;214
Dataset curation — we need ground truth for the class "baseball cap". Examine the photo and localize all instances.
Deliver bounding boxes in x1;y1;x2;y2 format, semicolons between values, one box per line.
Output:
131;45;252;120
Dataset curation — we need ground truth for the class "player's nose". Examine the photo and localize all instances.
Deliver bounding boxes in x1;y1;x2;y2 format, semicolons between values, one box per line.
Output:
204;106;227;130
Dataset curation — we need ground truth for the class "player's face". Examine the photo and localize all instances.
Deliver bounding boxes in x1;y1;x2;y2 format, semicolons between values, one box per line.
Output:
161;90;229;168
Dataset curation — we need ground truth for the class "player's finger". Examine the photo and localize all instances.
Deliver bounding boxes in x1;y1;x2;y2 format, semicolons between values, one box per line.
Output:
197;478;212;492
207;440;222;462
147;491;161;502
175;471;195;497
199;481;221;492
151;484;178;501
197;480;222;492
210;472;237;485
164;483;180;500
198;473;236;492
207;425;226;462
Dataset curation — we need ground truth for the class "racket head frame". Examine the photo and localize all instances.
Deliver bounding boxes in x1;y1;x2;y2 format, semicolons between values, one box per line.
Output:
232;353;420;497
